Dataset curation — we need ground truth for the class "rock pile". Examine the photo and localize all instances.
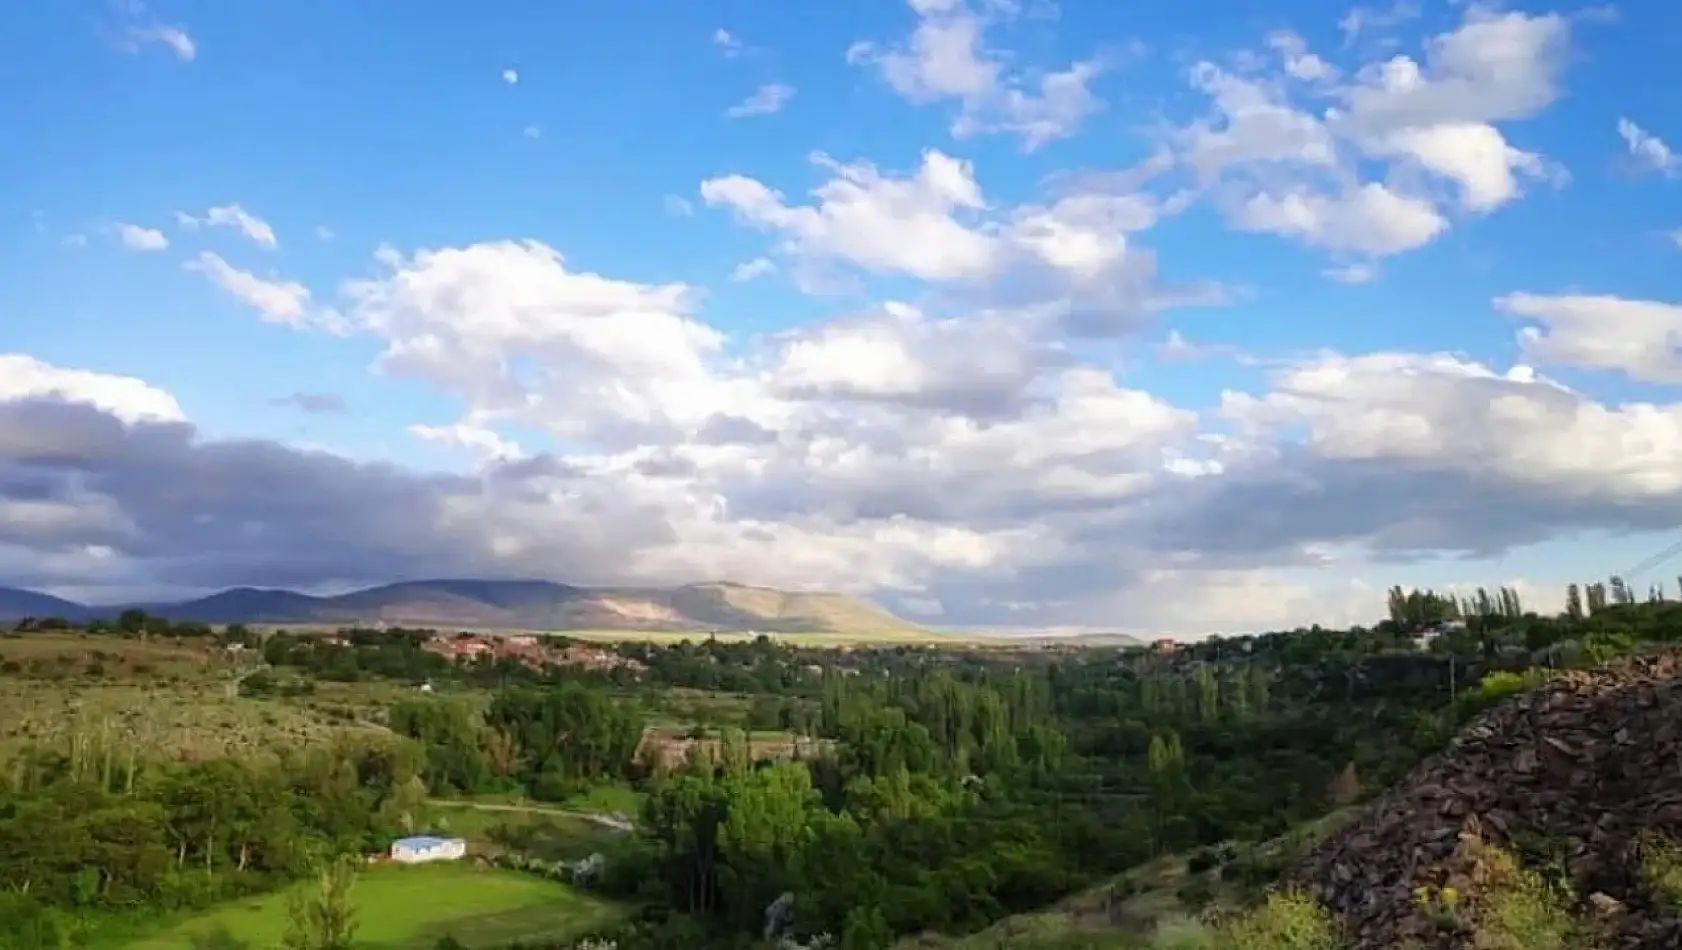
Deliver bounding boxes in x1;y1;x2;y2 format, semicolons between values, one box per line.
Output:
1286;650;1682;948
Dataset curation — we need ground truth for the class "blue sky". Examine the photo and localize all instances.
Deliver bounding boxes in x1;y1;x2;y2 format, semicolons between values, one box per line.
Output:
1;0;1680;634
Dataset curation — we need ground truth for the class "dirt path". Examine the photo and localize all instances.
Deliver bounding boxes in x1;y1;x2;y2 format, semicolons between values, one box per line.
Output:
427;798;636;832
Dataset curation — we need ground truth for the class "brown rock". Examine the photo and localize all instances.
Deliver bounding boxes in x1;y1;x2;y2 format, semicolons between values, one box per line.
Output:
1286;651;1682;949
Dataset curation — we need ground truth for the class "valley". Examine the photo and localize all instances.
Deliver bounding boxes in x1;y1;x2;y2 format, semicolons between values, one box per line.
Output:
5;581;1682;949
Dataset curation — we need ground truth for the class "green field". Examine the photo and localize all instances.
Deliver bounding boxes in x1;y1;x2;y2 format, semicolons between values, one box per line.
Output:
120;863;622;949
424;801;629;860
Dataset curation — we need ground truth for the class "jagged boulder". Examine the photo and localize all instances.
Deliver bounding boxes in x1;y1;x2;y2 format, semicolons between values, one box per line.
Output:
1286;650;1682;948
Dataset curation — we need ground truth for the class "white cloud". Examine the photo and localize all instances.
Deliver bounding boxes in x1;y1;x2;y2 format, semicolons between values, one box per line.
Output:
315;225;335;241
1268;30;1338;83
1618;118;1678;177
1324;262;1377;284
700;149;1186;338
730;257;775;282
712;28;743;57
1499;292;1682;384
0;354;183;424
523;124;542;139
409;422;525;462
1338;1;1421;46
16;255;1682;634
122;25;195;60
701;150;997;282
114;223;168;251
1228;183;1447;257
726;83;795;119
847;0;1105;150
112;1;194;60
1166;6;1570;269
501;68;519;85
175;204;279;249
185;252;344;333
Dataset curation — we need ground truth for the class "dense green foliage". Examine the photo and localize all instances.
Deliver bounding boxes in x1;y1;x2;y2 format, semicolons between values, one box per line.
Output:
0;733;429;947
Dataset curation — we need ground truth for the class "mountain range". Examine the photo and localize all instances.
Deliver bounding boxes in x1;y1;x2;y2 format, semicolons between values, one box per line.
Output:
0;579;929;635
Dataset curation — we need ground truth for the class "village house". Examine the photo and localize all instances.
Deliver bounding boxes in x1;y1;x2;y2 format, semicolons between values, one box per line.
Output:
418;632;647;675
389;835;466;864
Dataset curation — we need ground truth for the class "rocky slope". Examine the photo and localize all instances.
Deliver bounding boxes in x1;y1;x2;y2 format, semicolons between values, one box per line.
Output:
0;579;928;635
1287;650;1682;948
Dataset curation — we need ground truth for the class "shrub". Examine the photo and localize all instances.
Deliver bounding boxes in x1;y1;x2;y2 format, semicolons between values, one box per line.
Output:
1211;892;1342;950
1473;846;1576;950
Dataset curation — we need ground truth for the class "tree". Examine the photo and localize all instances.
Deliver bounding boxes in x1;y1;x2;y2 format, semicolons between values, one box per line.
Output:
1327;761;1361;807
282;857;359;950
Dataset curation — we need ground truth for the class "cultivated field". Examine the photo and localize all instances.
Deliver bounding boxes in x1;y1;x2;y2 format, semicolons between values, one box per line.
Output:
116;863;622;949
635;724;830;770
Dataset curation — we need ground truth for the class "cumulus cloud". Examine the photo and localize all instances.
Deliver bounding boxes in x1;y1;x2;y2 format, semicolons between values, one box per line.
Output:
1499;292;1682;384
13;243;1682;635
847;0;1106;150
697;148;1186;336
1164;5;1570;271
114;223;169;252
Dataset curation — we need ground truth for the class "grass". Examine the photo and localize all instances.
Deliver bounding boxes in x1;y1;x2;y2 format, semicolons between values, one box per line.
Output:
557;781;644;816
423;804;626;860
0;632;217;678
0;634;391;759
117;863;623;949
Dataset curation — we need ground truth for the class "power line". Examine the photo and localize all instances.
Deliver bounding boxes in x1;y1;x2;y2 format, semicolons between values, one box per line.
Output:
1616;535;1682;583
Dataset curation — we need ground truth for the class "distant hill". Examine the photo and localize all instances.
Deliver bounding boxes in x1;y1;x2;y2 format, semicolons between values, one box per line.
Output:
0;588;92;622
938;627;1147;648
0;579;930;635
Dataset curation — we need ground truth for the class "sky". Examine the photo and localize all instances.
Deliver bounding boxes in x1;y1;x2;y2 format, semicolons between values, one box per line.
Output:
2;0;1681;637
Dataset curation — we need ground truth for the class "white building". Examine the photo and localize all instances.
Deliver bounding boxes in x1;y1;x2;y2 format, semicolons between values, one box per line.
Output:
389;835;467;864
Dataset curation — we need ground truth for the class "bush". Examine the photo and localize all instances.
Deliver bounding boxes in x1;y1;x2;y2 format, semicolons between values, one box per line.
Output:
1210;892;1341;950
1474;846;1577;950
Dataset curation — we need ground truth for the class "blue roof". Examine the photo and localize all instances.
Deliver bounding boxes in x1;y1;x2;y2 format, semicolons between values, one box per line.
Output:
393;835;458;848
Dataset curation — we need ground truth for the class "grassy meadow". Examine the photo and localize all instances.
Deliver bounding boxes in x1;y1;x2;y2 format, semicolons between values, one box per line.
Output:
423;801;631;860
114;863;622;949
